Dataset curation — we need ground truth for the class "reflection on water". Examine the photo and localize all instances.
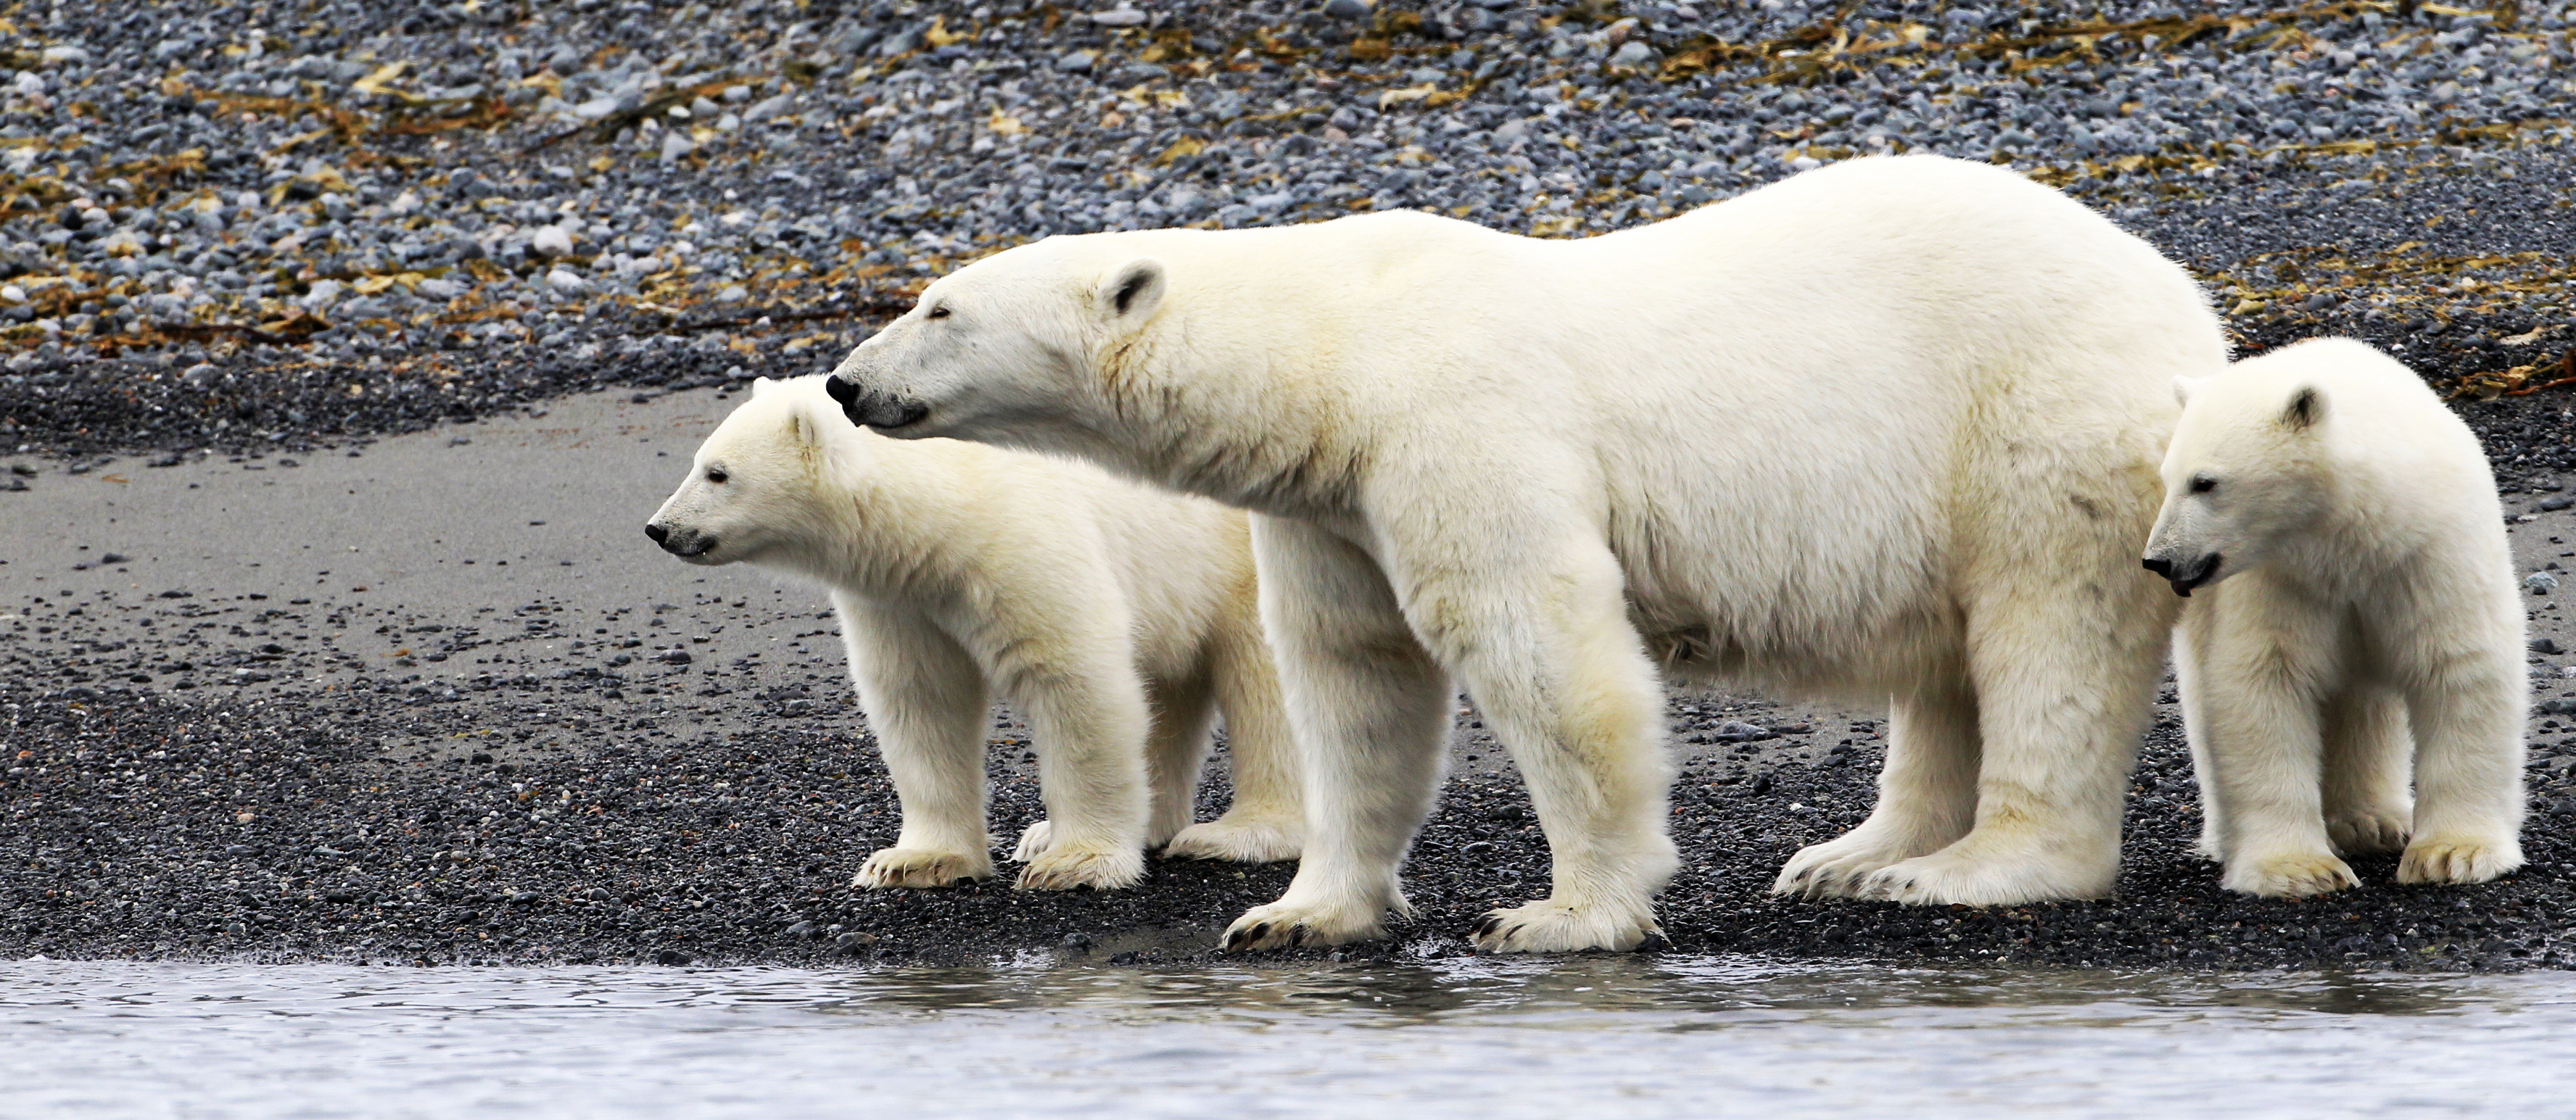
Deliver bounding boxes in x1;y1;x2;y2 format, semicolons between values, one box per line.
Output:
1;955;2564;1119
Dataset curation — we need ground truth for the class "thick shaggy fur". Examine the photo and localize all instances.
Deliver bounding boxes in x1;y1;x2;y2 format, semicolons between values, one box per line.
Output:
2145;338;2526;897
827;154;2226;951
645;376;1301;892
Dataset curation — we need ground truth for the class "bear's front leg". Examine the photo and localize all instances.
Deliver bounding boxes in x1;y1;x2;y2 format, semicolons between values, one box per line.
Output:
2171;592;2354;898
1221;517;1450;950
1391;521;1677;954
842;605;999;889
2399;650;2526;885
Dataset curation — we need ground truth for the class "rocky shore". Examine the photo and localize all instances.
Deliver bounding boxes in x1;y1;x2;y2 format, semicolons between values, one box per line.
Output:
4;0;2576;971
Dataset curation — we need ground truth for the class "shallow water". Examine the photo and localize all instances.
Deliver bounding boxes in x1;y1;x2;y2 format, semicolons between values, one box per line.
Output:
1;955;2564;1119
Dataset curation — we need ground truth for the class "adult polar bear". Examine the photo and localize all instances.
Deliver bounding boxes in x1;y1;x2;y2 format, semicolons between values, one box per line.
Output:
827;154;2227;952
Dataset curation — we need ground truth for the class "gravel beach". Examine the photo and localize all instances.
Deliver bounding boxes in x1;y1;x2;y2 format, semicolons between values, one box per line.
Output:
4;0;2576;971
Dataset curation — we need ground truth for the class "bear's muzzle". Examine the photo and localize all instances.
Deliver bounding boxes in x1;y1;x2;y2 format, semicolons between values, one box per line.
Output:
824;373;929;431
2142;552;2222;597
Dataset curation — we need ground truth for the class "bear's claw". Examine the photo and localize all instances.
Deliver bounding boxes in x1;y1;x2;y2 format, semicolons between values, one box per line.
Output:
2222;850;2360;897
1467;900;1657;953
2397;834;2524;885
1015;845;1145;892
1220;899;1383;951
851;847;993;890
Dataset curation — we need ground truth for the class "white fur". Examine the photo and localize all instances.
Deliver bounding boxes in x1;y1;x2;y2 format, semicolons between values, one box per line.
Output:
2145;338;2526;897
645;376;1302;892
828;154;2226;950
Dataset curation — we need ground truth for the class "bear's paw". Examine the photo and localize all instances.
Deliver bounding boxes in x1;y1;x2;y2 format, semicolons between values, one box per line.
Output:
1163;814;1305;864
1219;897;1388;952
1469;900;1659;954
2397;834;2525;885
1011;819;1057;863
1772;828;1933;898
851;847;994;889
2221;850;2360;897
1015;845;1147;892
2326;808;2411;856
1856;838;2116;906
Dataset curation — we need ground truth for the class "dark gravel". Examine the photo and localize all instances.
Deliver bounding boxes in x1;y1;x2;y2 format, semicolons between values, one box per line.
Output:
5;0;2576;971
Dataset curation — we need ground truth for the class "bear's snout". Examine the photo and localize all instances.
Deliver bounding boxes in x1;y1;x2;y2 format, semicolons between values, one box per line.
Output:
2142;552;2222;597
648;521;717;559
826;374;930;431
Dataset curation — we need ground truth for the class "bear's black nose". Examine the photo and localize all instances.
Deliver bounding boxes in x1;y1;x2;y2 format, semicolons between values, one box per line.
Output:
644;523;670;544
2141;557;2174;578
824;375;859;407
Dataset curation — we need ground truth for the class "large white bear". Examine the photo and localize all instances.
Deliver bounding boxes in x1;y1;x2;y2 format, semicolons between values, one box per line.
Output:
645;375;1303;891
2144;337;2525;897
825;154;2226;952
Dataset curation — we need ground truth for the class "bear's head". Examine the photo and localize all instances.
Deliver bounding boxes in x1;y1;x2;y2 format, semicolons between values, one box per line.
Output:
823;234;1168;456
645;376;863;571
2142;369;2334;597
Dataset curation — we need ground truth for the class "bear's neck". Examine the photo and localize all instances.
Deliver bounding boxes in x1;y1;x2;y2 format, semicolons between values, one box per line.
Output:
1081;317;1369;520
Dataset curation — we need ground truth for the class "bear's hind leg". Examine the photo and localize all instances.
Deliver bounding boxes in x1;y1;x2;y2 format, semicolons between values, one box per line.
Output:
1166;622;1305;863
1139;672;1218;852
1775;665;1980;897
2322;685;2413;856
1860;548;2173;905
998;646;1155;892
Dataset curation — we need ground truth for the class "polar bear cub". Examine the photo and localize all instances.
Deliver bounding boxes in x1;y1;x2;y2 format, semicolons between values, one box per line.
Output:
2144;337;2525;897
645;375;1302;891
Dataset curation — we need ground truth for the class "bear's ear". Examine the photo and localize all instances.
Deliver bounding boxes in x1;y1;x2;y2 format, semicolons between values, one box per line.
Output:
2171;376;2203;407
2279;384;2326;431
1097;258;1166;323
750;376;780;398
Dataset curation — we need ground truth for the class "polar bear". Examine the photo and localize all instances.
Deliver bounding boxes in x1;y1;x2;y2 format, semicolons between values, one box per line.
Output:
644;375;1302;892
824;154;2226;952
2143;338;2525;897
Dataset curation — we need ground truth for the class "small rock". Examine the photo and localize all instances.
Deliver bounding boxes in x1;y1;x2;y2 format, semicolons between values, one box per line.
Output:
1054;49;1097;72
653;949;693;966
530;226;574;257
1611;41;1660;67
1324;0;1373;18
1090;7;1149;27
658;649;693;665
545;268;587;293
2540;496;2574;513
2302;291;2338;312
2529;573;2561;595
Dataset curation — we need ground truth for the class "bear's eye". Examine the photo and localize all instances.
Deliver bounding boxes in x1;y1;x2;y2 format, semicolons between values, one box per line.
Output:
926;305;951;320
2188;475;2218;494
706;468;729;484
